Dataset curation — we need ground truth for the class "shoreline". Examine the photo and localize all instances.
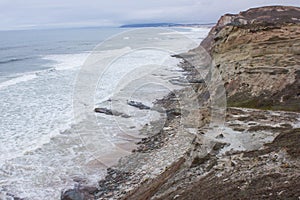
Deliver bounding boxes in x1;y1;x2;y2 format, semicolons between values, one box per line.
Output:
62;57;300;199
61;6;300;199
61;46;219;199
61;57;204;199
1;27;209;200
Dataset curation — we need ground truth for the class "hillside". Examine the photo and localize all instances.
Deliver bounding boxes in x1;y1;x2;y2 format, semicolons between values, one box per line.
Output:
200;5;300;111
62;6;300;200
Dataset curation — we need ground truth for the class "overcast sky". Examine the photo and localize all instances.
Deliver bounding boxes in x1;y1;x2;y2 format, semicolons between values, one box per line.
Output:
0;0;299;30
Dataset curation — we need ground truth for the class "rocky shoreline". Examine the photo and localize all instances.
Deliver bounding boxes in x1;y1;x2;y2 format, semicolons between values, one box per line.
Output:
62;5;300;200
62;71;300;200
61;60;207;199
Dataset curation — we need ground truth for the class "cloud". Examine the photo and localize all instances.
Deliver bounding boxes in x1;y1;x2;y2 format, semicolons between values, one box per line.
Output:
0;0;299;30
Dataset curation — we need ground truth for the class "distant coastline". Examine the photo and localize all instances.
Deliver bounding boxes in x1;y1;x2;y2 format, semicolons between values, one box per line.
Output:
120;22;215;28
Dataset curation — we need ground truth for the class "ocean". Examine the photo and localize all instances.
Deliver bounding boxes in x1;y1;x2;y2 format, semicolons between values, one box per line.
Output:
0;27;209;199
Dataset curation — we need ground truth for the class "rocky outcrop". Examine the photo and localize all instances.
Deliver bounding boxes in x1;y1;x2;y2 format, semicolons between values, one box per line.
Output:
61;185;97;200
127;100;151;110
200;6;300;111
94;107;131;118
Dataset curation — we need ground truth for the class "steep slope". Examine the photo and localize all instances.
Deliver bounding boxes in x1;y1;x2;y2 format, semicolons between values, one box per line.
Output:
201;6;300;111
61;6;300;200
150;6;300;200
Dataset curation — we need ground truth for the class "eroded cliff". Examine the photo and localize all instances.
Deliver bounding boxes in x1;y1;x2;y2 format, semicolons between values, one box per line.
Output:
201;6;300;111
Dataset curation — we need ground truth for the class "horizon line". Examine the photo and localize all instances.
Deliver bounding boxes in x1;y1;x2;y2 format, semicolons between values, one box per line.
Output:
0;22;216;32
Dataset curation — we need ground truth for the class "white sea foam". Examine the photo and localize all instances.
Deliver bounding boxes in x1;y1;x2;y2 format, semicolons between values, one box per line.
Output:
0;52;90;91
0;27;211;199
159;27;210;43
0;73;37;90
42;53;90;70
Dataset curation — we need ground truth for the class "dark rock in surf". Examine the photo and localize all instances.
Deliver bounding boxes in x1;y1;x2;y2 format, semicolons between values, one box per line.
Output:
127;100;151;110
94;108;113;115
61;189;84;200
94;108;130;118
61;185;97;200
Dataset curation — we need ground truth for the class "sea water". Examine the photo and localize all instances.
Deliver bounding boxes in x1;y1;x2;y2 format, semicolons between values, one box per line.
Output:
0;27;210;199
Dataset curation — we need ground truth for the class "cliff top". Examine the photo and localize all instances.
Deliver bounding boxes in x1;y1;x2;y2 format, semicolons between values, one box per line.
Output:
218;5;300;27
201;5;300;53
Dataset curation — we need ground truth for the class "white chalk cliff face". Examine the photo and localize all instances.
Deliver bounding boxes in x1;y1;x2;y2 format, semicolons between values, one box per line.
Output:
200;6;300;111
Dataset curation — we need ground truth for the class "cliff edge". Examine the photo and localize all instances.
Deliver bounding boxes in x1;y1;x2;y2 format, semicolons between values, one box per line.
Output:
201;5;300;111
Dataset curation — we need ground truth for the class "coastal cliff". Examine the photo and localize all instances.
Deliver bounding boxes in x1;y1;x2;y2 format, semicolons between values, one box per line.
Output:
201;6;300;111
61;6;300;200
